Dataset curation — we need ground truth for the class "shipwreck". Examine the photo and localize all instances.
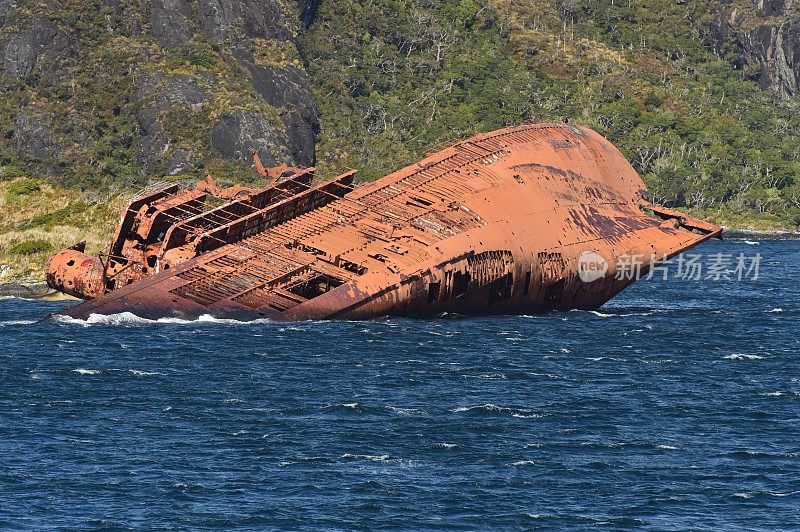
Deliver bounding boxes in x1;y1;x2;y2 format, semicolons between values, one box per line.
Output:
47;124;721;321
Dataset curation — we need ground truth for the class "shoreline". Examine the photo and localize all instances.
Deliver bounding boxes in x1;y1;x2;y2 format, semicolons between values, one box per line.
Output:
721;227;800;240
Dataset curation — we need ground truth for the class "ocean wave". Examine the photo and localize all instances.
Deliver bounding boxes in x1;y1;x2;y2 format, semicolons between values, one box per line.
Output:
588;310;660;318
656;444;679;450
431;442;458;449
512;460;536;466
723;353;765;360
463;372;508;380
53;312;272;326
73;368;100;375
325;402;370;412
512;413;543;419
451;404;540;418
387;406;424;416
129;369;161;377
528;372;564;379
767;308;784;313
341;453;391;462
0;319;36;326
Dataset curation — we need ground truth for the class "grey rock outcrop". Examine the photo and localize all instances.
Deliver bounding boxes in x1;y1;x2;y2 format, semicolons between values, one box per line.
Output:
711;1;800;98
135;73;211;172
210;111;292;166
244;62;319;166
150;0;194;48
14;110;56;165
0;0;18;27
196;0;293;44
2;19;57;79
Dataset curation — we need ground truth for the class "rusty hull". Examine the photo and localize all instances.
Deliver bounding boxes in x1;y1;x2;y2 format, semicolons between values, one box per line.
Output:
48;124;721;321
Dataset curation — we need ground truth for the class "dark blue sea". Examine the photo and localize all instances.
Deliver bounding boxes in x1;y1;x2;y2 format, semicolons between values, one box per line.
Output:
1;239;798;530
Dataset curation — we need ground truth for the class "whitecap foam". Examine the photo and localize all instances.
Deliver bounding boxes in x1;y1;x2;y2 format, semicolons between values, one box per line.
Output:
724;353;765;360
432;442;458;449
743;240;760;245
767;308;784;313
387;406;423;416
341;453;390;462
129;369;161;376
589;310;655;318
452;403;513;413
528;372;563;379
512;460;536;466
73;368;100;375
656;444;678;450
771;490;800;497
0;319;36;326
452;404;538;418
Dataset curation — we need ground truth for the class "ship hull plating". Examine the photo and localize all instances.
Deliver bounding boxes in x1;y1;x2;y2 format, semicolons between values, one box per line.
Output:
50;124;721;321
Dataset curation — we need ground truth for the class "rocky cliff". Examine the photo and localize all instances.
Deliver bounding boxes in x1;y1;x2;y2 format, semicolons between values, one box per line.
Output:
711;0;800;98
0;0;321;185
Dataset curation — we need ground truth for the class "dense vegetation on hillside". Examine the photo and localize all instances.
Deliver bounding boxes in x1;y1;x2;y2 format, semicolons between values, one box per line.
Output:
303;0;800;226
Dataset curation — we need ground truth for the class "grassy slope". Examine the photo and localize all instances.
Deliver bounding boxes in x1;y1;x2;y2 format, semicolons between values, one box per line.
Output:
0;178;126;281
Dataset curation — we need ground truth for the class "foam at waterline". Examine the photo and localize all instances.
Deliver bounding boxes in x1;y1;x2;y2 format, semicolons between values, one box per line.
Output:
589;310;658;318
52;312;273;326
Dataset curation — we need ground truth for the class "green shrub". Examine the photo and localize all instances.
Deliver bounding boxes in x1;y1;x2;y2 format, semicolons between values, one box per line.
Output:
0;165;26;181
10;239;53;255
167;43;219;70
6;178;41;202
17;202;90;230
